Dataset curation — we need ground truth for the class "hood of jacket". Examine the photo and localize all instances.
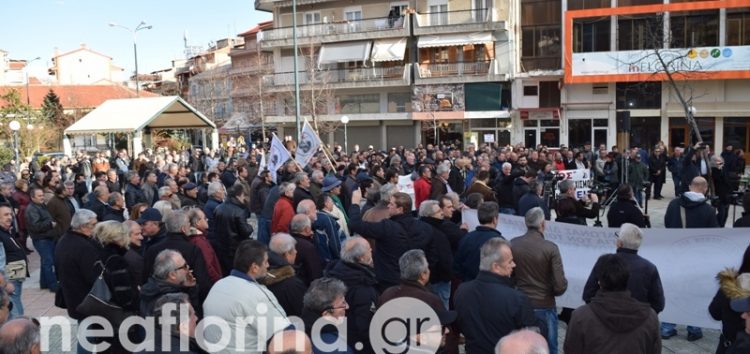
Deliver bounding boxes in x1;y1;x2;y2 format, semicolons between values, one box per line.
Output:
263;252;297;286
589;291;654;333
325;259;377;287
680;192;709;209
717;268;750;299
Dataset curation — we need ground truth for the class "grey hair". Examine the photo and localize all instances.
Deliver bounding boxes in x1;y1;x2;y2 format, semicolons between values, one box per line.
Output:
341;236;369;263
165;210;189;233
710;155;724;168
158;186;172;198
399;249;429;281
152;292;190;328
617;223;643;250
153;249;180;280
63;180;75;189
152;201;173;222
479;238;510;272
303;277;347;314
0;182;12;191
558;179;575;194
70;209;98;230
279;182;296;195
207;181;224;198
311;169;324;180
418;200;440;218
93;220;129;248
444;192;460;206
380;183;398;201
289;215;311;233
294;172;308;184
524;207;545;229
0;317;41;354
436;163;450;175
123;220;139;233
107;192;122;205
296;200;315;215
269;233;297;255
126;170;139;182
495;329;549;354
502;162;512;170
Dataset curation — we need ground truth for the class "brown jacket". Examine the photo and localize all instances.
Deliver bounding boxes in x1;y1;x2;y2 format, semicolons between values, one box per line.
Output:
378;280;446;311
46;194;72;237
464;180;497;203
510;228;567;308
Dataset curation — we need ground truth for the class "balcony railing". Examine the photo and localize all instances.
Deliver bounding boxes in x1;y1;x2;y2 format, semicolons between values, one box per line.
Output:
417;60;491;78
416;8;489;27
229;63;273;76
261;15;406;41
263;65;407;86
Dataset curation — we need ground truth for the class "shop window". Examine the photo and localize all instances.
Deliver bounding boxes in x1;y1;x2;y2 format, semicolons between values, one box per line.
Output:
524;119;560;147
539;81;560;108
670;11;719;48
723;117;749;152
618;15;663;50
573;17;611;53
616;82;661;109
727;11;750;46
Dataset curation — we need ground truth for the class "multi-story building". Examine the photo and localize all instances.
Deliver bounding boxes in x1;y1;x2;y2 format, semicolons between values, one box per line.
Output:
255;0;511;149
0;50;33;85
48;44;126;85
560;0;750;154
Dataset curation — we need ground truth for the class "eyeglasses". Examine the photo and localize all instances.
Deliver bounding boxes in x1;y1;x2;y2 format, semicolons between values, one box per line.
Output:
327;300;348;311
175;263;190;272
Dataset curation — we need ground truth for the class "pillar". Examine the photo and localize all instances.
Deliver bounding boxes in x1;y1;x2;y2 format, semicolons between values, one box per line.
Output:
63;135;72;157
211;129;219;151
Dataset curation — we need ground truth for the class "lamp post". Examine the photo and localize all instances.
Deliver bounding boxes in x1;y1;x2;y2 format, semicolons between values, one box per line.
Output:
9;120;20;171
340;115;349;153
24;57;41;107
109;21;152;97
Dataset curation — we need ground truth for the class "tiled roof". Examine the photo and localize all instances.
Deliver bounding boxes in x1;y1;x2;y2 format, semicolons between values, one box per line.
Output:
0;84;160;109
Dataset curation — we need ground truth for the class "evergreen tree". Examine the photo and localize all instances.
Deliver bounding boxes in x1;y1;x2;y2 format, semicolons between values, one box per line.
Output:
41;89;64;123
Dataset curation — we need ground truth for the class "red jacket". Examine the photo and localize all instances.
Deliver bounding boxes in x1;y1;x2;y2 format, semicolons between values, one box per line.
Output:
414;177;432;209
272;196;295;234
188;232;223;282
554;160;566;172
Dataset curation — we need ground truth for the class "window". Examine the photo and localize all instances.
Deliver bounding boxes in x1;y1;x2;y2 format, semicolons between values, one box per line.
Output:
573;18;611;52
521;26;562;70
670;11;719;48
473;0;489;22
727;11;750;46
345;7;363;31
524;119;560;147
616;82;661;109
338;94;380;114
724;117;750;153
417;91;455;112
429;1;448;25
524;85;538;96
521;0;561;25
539;81;560;108
618;15;663;50
388;93;411;113
304;12;321;25
568;0;610;10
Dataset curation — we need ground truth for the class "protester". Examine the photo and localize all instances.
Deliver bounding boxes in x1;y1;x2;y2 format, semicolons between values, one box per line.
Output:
301;277;353;354
135;293;201;353
264;233;307;317
454;201;503;281
212;183;254;274
606;184;647;228
709;244;750;354
54;209;100;320
495;329;549;354
140;249;200;317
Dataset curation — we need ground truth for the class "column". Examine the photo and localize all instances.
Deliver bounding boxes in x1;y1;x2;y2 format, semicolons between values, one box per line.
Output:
133;130;143;156
211;129;219;151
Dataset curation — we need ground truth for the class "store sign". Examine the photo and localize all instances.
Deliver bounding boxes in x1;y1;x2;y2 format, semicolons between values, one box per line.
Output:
571;45;750;76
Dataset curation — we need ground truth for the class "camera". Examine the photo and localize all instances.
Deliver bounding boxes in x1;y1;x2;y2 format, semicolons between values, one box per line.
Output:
589;182;608;196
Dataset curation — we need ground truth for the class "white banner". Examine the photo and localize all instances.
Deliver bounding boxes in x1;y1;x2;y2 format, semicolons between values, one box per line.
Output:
397;175;416;210
295;121;321;168
462;210;748;329
268;134;291;183
572;45;750;76
554;169;592;199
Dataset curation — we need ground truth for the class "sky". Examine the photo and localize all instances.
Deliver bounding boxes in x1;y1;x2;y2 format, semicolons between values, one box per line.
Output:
1;0;271;81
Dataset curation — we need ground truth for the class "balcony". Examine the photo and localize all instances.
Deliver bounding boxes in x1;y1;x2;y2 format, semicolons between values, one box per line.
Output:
414;9;506;35
262;65;410;91
415;60;502;84
228;63;273;77
260;15;409;48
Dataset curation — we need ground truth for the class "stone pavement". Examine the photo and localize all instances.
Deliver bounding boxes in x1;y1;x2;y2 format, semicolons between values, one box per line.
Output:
19;174;741;353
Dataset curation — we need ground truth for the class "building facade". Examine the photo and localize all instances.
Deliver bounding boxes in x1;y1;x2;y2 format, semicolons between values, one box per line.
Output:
48;44;125;85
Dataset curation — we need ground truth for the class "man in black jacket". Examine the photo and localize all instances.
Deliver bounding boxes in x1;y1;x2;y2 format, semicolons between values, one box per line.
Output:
25;187;59;291
454;238;546;353
262;233;307;317
124;171;147;209
607;184;647;228
557;179;600;225
140;249;201;317
517;180;550;220
418;200;454;310
212;184;254;274
142;210;213;301
54;209;99;319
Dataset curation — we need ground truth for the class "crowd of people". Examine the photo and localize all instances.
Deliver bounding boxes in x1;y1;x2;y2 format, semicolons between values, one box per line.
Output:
0;139;747;354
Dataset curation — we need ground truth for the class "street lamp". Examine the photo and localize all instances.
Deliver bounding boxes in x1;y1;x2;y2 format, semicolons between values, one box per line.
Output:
9;120;20;171
109;21;152;97
340;115;349;153
25;57;41;107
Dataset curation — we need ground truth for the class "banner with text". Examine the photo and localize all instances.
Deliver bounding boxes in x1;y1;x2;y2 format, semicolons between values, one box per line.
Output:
462;210;748;329
555;169;592;199
397;175;416;210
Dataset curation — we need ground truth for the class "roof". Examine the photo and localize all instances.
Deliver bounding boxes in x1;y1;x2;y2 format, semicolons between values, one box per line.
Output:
239;20;273;36
0;84;159;109
65;96;217;135
8;61;26;70
53;46;112;60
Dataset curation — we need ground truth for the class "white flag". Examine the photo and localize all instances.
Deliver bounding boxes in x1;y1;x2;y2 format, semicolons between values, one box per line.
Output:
258;148;267;171
268;134;291;183
295;120;322;168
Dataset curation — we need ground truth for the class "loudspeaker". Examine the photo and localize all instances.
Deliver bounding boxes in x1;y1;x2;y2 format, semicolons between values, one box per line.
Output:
616;111;631;132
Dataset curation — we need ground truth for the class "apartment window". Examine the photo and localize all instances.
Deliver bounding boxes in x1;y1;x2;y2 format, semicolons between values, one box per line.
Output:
568;0;610;10
616;82;661;109
573;17;611;52
473;0;489;22
388;93;411;113
304;12;321;25
345;7;363;31
433;47;451;63
670;11;719;48
524;85;538;96
521;0;561;25
522;26;562;57
618;15;663;50
338;94;380;114
539;81;560;108
429;0;448;25
727;11;750;46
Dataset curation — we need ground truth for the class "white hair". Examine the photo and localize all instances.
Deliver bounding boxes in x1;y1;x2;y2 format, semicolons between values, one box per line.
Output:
617;223;643;250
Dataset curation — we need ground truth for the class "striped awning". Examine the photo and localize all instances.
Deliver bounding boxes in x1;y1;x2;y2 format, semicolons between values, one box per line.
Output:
417;32;493;48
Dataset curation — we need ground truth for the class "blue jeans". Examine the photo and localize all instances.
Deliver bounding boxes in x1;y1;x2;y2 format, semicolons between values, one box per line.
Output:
256;215;271;245
534;308;558;354
9;279;23;318
661;322;702;336
430;281;451;310
633;189;643;206
672;176;682;196
33;239;57;291
499;208;516;215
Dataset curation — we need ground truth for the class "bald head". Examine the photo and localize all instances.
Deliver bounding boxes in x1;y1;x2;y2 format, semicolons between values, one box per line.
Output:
689;176;709;194
296;199;317;222
0;318;41;354
495;330;548;354
267;330;312;354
